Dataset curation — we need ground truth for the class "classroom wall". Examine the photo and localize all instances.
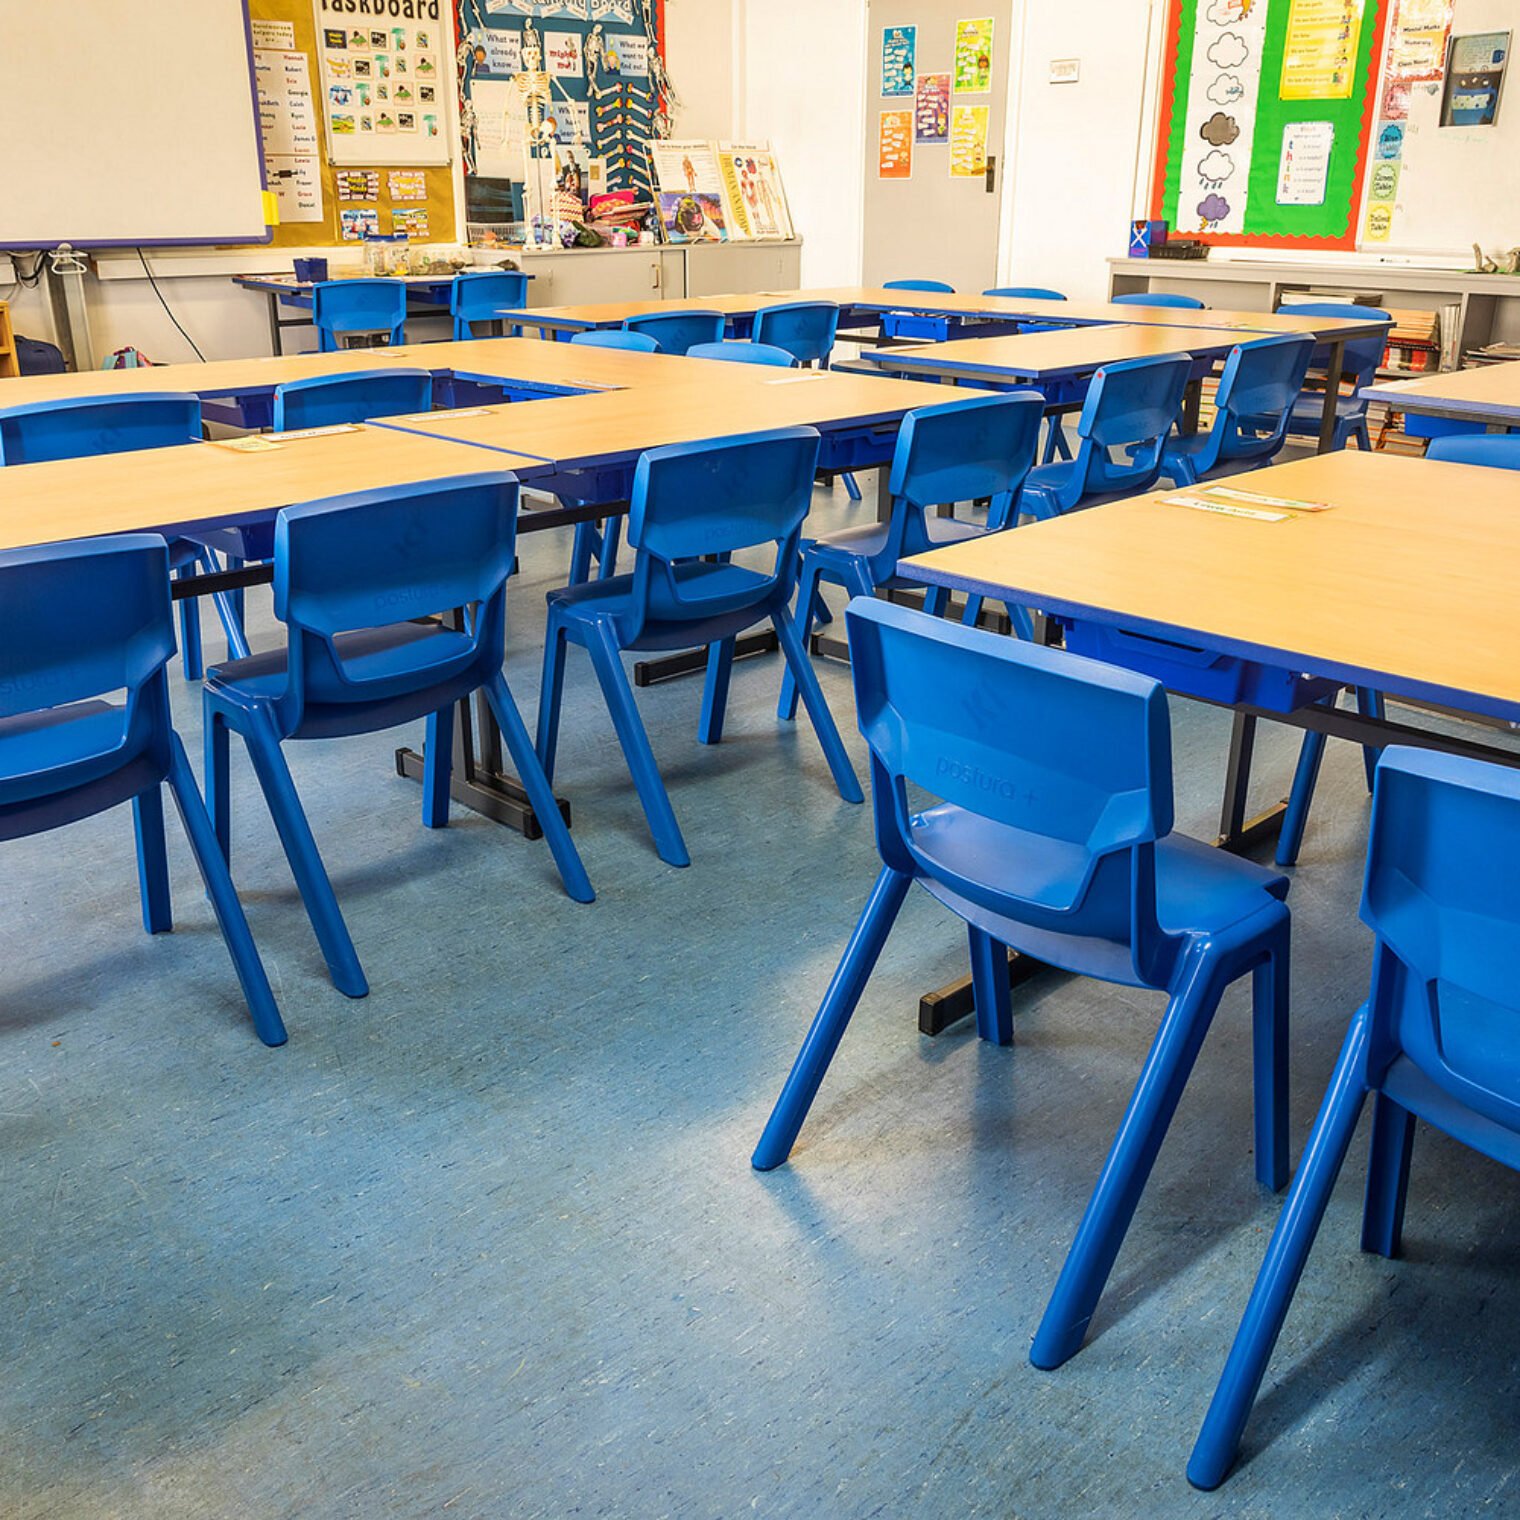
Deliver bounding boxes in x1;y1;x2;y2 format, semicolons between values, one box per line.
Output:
664;0;740;138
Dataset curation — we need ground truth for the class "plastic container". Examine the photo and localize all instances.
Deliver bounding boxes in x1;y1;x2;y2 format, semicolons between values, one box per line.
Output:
364;233;410;276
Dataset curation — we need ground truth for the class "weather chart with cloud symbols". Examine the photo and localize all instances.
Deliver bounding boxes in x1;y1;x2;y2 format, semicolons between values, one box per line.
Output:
1151;0;1388;249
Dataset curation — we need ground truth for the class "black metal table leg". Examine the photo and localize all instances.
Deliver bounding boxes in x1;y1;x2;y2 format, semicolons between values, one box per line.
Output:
1215;711;1288;854
1317;339;1346;454
918;946;1052;1036
632;630;778;687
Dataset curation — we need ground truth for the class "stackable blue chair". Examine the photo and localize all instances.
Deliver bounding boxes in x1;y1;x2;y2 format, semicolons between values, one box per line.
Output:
752;302;841;366
203;473;592;999
1274;422;1520;867
622;310;725;356
686;340;795;367
1019;353;1193;519
756;601;1292;1371
1157;336;1315;486
536;427;862;868
274;367;432;430
777;390;1045;721
1271;302;1390;451
1190;748;1520;1490
1112;291;1206;309
880;279;957;343
0;392;242;681
0;535;285;1046
1427;433;1520;469
984;286;1066;301
449;270;530;339
311;278;407;351
570;329;659;353
884;278;954;292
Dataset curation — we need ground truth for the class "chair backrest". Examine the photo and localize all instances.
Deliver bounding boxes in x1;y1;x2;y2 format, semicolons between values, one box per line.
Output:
1192;335;1316;475
1426;434;1520;471
686;340;795;367
1111;292;1206;309
846;597;1178;982
0;534;174;789
1053;354;1193;511
270;472;519;728
0;393;201;465
311;279;408;346
868;392;1044;581
622;309;726;355
1275;302;1389;391
273;368;433;431
622;427;821;634
884;279;955;292
752;301;840;365
984;286;1066;301
570;329;659;353
1361;747;1520;1138
450;270;530;321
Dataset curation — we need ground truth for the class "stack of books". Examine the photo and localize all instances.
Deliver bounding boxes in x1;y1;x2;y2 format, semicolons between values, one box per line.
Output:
1381;308;1441;375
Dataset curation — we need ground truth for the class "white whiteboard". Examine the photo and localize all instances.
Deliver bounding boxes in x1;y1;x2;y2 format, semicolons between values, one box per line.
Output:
0;0;268;248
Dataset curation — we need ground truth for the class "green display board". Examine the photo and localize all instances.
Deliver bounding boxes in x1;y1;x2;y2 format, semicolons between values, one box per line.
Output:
1152;0;1389;250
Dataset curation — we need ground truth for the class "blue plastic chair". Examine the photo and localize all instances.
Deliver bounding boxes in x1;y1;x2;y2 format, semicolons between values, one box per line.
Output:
1112;291;1206;309
1426;433;1520;469
622;310;725;356
569;330;659;353
778;390;1046;721
884;279;955;292
753;302;841;366
274;367;432;430
1271;302;1390;451
203;473;592;998
0;392;243;681
880;279;957;343
1189;747;1520;1490
311;279;407;351
449;270;530;340
984;286;1066;301
0;535;285;1046
1274;418;1520;867
536;427;863;868
1158;336;1315;486
1020;354;1193;519
756;600;1291;1371
686;340;795;367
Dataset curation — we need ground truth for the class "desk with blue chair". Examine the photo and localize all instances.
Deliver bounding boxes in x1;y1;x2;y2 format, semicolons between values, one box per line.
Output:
1362;360;1520;436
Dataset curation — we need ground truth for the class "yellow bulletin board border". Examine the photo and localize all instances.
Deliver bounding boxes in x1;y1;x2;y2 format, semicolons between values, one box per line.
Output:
237;0;457;250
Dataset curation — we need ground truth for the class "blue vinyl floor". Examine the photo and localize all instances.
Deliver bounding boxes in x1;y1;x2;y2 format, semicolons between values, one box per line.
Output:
2;470;1516;1519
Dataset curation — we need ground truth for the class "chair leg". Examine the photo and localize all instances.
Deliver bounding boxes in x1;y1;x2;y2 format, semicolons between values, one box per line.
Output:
1030;938;1234;1370
778;557;825;722
163;737;288;1047
176;566;204;682
199;548;250;663
1356;687;1384;793
921;583;950;619
567;521;597;586
585;621;690;867
597;516;623;579
241;714;368;998
841;471;863;502
226;553;246;631
133;784;173;935
698;636;736;746
535;618;571;784
752;866;914;1170
772;608;863;804
1252;920;1291;1192
1360;1094;1416;1260
968;925;1013;1046
1275;729;1327;868
422;703;453;828
1187;1009;1373;1491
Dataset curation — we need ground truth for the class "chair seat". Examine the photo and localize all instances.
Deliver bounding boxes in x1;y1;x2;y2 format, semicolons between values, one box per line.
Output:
208;621;470;707
0;700;135;801
810;515;986;562
546;559;777;650
1022;461;1150;518
912;803;1287;986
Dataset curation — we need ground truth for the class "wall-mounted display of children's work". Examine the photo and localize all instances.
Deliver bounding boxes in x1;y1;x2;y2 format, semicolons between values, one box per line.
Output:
454;0;671;246
1151;0;1389;249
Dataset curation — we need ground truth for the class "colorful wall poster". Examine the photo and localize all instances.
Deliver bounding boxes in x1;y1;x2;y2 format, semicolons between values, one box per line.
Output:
649;139;729;242
878;109;913;178
335;170;380;200
915;72;951;142
388;169;427;200
1275;119;1334;204
1280;0;1365;101
1440;31;1509;126
716;141;794;240
392;206;430;237
954;18;994;93
881;26;917;96
949;103;989;177
339;205;380;240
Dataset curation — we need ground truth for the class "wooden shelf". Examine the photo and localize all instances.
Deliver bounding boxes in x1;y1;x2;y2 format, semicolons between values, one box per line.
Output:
0;301;18;379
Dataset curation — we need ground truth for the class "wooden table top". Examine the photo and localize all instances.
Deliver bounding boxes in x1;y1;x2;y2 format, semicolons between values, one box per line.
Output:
376;369;985;470
511;292;793;331
1362;363;1520;424
385;336;755;392
861;324;1255;381
903;450;1520;723
0;426;542;553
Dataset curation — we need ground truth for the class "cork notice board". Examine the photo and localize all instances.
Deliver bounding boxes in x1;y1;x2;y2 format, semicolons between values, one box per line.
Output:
243;0;456;249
